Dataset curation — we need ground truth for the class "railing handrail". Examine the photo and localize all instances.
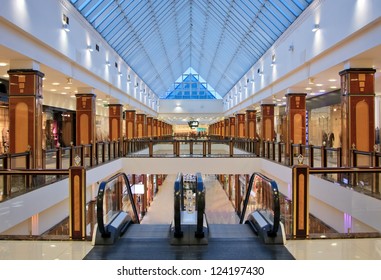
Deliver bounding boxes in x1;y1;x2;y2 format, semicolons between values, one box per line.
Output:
195;172;205;237
0;169;69;175
240;172;280;237
173;172;183;237
96;172;139;238
309;166;381;174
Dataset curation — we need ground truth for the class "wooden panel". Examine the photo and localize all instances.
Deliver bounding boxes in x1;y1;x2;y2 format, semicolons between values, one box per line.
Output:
15;102;28;153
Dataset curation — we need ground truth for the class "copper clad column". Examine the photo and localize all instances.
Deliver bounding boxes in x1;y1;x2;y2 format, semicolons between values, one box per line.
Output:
285;93;307;158
136;114;147;138
75;89;96;150
245;110;257;139
236;113;245;138
108;104;123;155
339;68;376;167
146;117;153;138
125;110;136;139
260;104;275;141
8;65;44;169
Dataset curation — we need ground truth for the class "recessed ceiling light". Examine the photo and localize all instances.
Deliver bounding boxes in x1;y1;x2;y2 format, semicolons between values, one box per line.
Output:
50;89;57;92
330;86;338;89
305;87;312;90
0;62;8;67
52;82;60;86
328;79;337;82
316;83;323;87
61;92;67;95
64;86;71;90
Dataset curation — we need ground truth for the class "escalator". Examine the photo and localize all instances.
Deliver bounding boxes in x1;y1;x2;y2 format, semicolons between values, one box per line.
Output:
85;172;293;260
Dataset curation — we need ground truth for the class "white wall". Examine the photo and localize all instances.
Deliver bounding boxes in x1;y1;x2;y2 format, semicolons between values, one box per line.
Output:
0;0;157;115
226;0;381;113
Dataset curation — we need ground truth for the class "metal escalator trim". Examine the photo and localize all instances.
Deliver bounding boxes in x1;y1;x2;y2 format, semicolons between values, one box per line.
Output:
96;172;140;238
240;172;281;238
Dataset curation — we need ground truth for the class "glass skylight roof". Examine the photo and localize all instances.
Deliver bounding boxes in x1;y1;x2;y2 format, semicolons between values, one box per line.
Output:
165;67;220;99
69;0;313;98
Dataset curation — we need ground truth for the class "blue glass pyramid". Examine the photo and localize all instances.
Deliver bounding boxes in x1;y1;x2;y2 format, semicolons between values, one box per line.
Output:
164;68;221;99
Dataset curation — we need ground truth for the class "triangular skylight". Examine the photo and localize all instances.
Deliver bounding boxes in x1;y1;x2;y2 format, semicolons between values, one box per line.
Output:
164;68;222;99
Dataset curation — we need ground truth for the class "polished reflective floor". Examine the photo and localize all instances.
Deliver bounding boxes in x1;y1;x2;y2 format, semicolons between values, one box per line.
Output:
1;174;381;260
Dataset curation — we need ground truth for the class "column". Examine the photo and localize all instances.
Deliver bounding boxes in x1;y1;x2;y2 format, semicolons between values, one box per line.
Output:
153;118;158;138
246;110;257;138
109;104;123;156
124;110;136;139
8;60;44;168
339;67;376;166
285;93;307;150
75;88;96;148
108;104;123;142
292;164;309;238
146;117;153;138
157;120;162;137
236;113;245;138
224;118;230;138
69;166;86;240
261;103;275;141
229;117;236;138
136;114;147;138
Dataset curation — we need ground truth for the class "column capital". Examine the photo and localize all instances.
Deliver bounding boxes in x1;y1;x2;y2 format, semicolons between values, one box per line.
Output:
285;92;307;97
260;102;276;107
9;59;41;71
7;68;44;78
339;68;376;76
77;87;95;94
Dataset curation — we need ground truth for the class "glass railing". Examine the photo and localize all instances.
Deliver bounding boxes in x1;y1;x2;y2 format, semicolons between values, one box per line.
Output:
240;172;280;238
0;169;69;202
96;172;139;238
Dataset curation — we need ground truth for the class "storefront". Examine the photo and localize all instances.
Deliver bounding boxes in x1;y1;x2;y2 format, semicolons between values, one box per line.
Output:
0;79;9;154
43;106;75;149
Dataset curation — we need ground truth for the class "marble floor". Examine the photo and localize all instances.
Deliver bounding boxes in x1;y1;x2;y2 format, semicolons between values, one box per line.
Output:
0;174;381;260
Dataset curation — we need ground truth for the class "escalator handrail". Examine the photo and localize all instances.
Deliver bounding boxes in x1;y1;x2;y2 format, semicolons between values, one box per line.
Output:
240;172;281;237
195;172;205;237
173;172;183;236
96;172;140;238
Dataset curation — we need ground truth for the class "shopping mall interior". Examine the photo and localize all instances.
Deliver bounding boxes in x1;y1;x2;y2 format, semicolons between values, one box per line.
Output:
1;0;381;261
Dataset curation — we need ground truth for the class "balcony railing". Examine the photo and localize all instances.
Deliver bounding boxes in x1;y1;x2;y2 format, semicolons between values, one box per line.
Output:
1;136;380;201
